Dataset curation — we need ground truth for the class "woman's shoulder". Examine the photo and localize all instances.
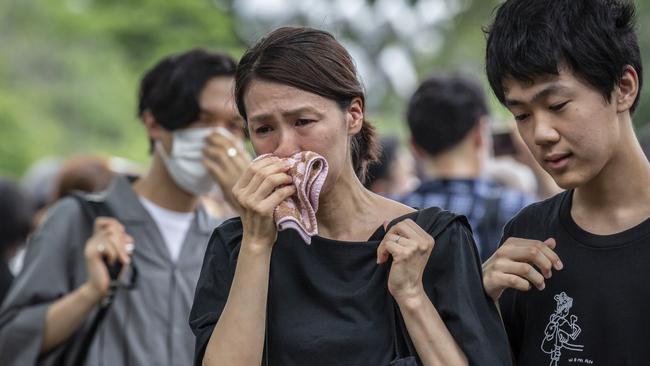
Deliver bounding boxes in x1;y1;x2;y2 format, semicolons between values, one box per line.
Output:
376;195;418;221
207;217;244;257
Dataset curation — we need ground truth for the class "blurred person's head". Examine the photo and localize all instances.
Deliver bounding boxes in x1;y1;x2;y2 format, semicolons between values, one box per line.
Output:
0;179;35;262
138;48;242;144
20;157;63;211
406;74;490;177
485;0;643;189
137;49;244;196
365;137;418;196
51;155;114;202
234;26;380;187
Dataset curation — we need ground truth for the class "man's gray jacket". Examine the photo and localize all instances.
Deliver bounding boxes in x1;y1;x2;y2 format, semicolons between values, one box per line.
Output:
0;176;222;365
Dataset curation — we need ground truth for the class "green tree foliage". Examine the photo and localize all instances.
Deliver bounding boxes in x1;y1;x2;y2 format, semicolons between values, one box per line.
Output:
0;0;242;178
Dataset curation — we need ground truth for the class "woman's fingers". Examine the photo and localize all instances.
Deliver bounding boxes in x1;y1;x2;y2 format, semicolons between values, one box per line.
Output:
385;219;434;254
254;172;293;201
377;239;404;264
234;155;280;192
241;159;289;196
257;184;296;215
239;162;292;204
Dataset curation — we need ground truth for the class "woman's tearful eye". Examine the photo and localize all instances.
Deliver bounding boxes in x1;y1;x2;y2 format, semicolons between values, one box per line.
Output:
295;119;315;127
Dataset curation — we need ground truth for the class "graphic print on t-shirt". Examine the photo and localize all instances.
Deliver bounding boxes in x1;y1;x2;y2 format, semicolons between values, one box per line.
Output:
541;292;584;365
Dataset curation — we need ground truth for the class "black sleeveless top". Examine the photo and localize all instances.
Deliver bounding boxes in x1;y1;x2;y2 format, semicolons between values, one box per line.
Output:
189;208;512;366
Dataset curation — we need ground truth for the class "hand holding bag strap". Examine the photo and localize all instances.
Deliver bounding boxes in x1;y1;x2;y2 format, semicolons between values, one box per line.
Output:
389;207;464;365
68;192;120;366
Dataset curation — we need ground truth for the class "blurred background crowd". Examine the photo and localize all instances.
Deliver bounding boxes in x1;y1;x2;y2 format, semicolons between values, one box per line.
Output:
1;0;650;304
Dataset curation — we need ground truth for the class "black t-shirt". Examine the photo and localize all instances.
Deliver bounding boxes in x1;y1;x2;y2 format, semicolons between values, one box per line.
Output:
500;190;650;365
190;209;511;366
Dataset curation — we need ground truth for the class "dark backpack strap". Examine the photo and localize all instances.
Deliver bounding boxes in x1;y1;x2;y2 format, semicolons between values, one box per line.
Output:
390;207;465;363
68;192;121;366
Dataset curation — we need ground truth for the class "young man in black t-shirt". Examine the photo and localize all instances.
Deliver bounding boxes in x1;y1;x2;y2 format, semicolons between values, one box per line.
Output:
482;0;650;365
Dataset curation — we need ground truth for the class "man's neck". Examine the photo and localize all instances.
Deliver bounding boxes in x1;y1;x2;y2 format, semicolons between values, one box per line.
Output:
572;127;650;235
421;150;481;180
132;153;199;213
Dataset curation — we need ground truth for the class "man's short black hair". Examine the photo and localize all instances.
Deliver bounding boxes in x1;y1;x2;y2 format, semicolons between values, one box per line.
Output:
138;48;237;131
407;74;488;156
485;0;643;113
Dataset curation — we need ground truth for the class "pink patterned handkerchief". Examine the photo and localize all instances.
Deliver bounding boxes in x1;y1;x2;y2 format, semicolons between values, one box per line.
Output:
254;151;328;244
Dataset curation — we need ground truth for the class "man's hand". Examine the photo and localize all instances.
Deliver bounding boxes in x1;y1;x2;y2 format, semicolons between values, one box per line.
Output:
482;237;563;301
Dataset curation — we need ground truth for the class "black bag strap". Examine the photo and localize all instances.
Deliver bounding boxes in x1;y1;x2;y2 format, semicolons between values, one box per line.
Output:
69;192;123;365
389;207;462;363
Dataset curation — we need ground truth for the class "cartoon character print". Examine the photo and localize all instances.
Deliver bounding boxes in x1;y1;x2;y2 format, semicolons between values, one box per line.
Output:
541;292;584;366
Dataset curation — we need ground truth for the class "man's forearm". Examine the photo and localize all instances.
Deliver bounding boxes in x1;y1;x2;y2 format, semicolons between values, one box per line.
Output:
40;283;101;354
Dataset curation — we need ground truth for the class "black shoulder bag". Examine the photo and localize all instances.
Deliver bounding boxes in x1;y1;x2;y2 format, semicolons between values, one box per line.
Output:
65;192;137;365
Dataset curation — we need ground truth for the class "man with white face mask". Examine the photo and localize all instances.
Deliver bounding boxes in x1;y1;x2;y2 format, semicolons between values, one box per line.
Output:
0;49;250;366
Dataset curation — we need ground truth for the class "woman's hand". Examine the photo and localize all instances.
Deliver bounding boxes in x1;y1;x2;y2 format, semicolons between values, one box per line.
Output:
377;219;434;303
203;129;252;213
232;156;296;251
83;217;134;302
482;237;563;302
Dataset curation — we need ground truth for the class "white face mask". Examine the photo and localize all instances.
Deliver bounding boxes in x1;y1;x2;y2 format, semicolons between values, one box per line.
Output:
157;127;216;196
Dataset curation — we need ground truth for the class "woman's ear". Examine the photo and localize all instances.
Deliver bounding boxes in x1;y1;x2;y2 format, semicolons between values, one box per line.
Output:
616;65;639;113
346;97;364;135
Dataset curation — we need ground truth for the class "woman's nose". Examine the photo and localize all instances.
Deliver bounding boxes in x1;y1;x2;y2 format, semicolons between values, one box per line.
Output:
273;129;300;158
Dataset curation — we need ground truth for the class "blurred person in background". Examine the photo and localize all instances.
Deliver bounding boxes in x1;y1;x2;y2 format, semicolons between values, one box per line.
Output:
486;124;562;199
0;179;35;304
20;157;63;229
365;136;419;197
398;74;535;262
9;155;134;276
50;155;115;202
0;48;249;365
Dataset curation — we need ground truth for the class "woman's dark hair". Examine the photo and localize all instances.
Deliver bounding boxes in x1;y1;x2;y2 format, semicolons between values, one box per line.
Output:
485;0;643;113
365;136;399;189
234;26;380;183
138;48;237;150
407;74;488;156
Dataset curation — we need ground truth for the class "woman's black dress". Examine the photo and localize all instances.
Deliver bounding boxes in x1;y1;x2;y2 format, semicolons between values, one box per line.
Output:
189;208;512;366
